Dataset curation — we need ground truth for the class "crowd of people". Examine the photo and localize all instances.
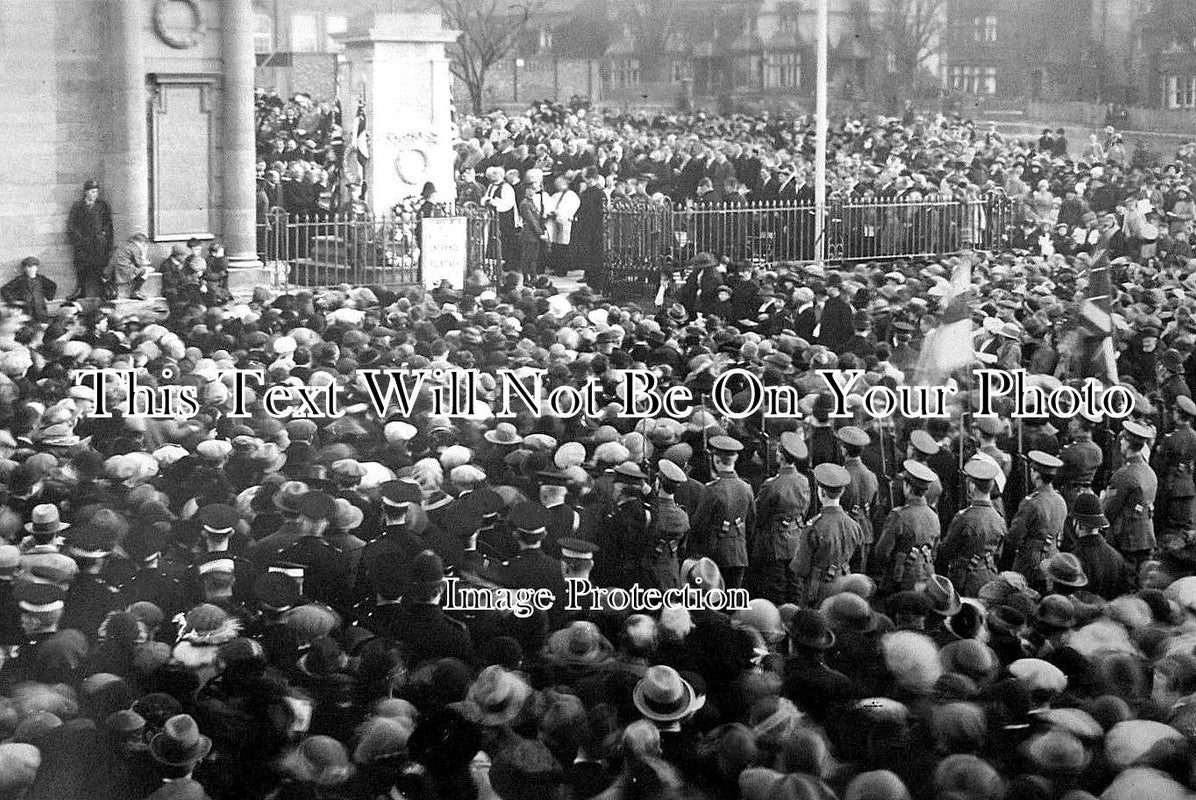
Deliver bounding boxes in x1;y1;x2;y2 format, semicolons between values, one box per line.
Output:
6;97;1196;800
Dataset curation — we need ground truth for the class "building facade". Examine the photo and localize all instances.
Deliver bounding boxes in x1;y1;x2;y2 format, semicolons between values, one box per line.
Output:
1129;0;1196;110
0;0;265;292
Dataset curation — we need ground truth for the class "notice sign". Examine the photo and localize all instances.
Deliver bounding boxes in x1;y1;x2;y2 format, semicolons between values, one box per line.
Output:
421;216;468;289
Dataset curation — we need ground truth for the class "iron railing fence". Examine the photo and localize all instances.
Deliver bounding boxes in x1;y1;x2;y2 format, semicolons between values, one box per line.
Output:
604;193;1018;297
257;202;501;290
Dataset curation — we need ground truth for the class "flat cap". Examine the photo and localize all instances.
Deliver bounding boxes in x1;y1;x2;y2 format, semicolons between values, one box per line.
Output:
1178;395;1196;417
296;491;337;521
813;463;851;489
836;426;870;448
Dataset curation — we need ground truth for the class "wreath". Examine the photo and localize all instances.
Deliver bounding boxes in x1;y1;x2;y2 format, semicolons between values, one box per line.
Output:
153;0;205;50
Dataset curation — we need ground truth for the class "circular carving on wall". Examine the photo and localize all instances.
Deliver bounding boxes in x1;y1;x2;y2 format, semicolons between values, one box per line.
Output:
395;148;430;185
153;0;205;50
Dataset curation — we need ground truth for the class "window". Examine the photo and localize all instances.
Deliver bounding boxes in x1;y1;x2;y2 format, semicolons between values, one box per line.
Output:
325;15;347;52
290;13;318;52
972;15;997;42
778;13;798;35
736;55;762;87
671;61;689;82
615;58;640;87
1168;76;1196;108
764;52;800;88
253;5;274;54
949;65;997;95
538;26;553;51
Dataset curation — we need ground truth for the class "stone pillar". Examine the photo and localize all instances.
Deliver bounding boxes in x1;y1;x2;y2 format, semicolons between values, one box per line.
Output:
341;13;460;212
221;0;261;268
108;0;149;244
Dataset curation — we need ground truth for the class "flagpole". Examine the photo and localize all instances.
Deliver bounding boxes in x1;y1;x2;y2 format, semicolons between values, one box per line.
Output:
813;0;828;264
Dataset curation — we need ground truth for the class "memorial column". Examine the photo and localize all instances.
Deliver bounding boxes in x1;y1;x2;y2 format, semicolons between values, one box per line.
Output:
221;0;261;267
108;0;149;243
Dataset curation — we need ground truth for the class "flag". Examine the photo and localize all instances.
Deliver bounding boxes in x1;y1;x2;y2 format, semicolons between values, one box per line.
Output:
914;255;975;384
1059;249;1119;384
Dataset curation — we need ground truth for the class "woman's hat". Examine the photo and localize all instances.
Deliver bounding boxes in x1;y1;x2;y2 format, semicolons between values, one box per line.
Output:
1040;552;1089;587
149;714;212;767
787;609;835;650
462;665;532;726
633;665;698;722
542;621;614;666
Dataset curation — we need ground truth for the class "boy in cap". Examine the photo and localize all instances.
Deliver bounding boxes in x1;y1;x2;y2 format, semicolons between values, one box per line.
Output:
1003;450;1067;587
937;458;1007;596
792;464;862;606
1103;420;1159;574
751;431;810;604
874;459;942;593
690;436;756;590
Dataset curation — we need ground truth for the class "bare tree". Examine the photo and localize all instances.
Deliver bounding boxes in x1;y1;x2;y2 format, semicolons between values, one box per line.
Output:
881;0;947;91
429;0;544;113
624;0;680;82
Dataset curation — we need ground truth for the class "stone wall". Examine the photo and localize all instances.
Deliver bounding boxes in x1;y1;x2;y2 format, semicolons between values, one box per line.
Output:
0;0;110;289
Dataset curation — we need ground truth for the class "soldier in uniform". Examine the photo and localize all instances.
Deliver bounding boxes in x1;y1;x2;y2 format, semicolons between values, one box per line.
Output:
558;537;603;624
690;435;756;590
190;504;259;606
937;458;1007;597
791;463;862;606
973;417;1011;517
0;583;66;691
1158;349;1192;425
1104;420;1159;577
874;460;941;593
118;524;190;621
491;502;569;643
1152;394;1196;536
839;426;878;573
538;468;581;558
1058;414;1104;513
899;430;944;511
644;460;690;592
358;480;430;601
1002;450;1068;591
379;550;473;666
751;431;810;604
272;492;353;614
60;525;121;640
593;463;653;589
